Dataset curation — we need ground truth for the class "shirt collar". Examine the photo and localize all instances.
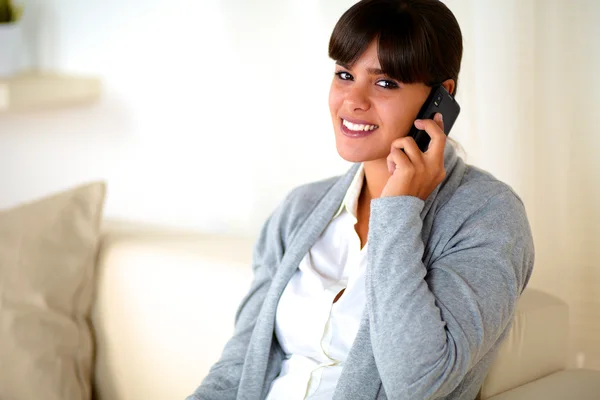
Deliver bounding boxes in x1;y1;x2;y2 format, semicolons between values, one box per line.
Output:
332;163;364;220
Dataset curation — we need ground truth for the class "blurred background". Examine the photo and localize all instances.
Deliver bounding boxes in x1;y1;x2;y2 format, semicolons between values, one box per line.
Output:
0;0;598;373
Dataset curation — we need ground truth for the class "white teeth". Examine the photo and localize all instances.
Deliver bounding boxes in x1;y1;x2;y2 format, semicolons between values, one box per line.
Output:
342;119;378;132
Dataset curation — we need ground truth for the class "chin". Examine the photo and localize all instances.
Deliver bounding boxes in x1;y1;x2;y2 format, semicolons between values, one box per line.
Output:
333;127;390;163
335;141;383;163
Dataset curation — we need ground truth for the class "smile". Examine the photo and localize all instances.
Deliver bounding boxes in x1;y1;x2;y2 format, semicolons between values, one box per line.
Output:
342;119;379;132
340;118;379;138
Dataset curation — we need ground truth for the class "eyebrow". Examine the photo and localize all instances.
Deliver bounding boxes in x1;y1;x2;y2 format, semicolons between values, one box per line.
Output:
336;62;386;76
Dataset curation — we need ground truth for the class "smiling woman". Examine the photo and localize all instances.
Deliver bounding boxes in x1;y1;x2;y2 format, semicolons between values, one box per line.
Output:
327;0;462;167
187;1;534;400
329;41;434;163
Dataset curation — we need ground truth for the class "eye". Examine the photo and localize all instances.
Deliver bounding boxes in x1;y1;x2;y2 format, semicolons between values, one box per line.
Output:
376;79;399;89
335;71;353;81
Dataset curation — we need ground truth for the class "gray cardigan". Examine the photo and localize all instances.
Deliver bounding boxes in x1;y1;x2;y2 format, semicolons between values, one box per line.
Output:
187;143;534;400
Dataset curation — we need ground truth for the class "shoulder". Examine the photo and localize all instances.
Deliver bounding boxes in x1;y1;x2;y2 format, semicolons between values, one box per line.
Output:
439;162;527;222
284;175;340;212
265;174;341;245
432;161;534;254
433;163;534;288
251;174;341;272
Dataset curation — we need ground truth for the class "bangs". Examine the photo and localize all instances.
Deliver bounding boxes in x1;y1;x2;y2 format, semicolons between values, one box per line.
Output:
328;1;443;86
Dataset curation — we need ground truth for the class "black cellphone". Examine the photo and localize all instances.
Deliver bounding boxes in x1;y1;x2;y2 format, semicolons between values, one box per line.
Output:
408;85;460;152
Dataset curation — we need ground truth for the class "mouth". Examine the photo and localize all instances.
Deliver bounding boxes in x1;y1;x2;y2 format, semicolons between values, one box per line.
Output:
340;118;379;138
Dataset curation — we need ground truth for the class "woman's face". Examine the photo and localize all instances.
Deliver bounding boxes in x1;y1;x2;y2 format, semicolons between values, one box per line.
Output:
329;40;431;163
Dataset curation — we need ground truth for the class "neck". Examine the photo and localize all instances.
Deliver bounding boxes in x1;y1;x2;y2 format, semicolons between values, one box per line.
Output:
361;158;390;202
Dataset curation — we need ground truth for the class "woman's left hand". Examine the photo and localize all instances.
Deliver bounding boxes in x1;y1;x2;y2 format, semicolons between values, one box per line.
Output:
381;113;447;200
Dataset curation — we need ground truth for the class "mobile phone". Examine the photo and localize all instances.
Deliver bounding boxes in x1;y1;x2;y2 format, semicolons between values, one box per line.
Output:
408;85;460;152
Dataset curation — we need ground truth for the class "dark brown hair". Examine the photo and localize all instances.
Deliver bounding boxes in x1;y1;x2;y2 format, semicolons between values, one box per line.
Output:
328;0;463;95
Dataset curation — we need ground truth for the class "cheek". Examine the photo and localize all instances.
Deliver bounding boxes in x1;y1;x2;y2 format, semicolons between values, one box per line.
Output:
381;97;423;136
328;84;343;116
382;103;412;131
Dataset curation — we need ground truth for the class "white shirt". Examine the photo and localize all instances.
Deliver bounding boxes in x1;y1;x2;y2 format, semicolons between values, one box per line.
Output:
266;164;367;400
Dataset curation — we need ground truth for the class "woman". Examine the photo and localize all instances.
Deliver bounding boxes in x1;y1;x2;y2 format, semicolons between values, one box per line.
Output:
188;0;534;399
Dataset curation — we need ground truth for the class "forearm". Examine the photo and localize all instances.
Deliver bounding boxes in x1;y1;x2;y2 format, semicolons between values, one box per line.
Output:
366;196;460;398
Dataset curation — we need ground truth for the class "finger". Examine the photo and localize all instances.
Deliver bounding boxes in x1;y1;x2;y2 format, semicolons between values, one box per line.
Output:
434;112;444;132
387;147;410;174
414;117;446;159
391;136;425;169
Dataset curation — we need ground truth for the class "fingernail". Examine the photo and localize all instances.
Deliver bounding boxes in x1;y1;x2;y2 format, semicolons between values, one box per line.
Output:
437;113;443;122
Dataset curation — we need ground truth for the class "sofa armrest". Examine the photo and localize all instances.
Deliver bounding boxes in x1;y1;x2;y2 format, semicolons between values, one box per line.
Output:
486;369;600;400
480;288;569;398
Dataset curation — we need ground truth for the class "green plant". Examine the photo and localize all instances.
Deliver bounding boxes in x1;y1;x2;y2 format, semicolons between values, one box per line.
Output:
0;0;22;24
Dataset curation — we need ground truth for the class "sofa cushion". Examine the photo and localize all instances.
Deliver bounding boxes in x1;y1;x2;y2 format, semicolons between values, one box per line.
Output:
0;182;106;400
487;369;600;400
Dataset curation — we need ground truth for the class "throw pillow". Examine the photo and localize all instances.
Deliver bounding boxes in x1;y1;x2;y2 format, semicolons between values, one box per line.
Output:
0;182;106;400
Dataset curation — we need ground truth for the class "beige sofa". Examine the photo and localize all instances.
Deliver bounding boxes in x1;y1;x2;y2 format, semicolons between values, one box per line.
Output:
92;222;600;400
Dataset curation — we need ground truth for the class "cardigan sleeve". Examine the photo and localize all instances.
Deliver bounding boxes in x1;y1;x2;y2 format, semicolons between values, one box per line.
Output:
186;203;286;400
365;189;534;399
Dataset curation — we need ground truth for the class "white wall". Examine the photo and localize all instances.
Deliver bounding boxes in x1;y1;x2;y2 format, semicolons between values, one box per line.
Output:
0;0;361;235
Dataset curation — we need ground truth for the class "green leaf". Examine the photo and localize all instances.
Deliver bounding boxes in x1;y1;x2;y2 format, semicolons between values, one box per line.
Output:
0;0;22;23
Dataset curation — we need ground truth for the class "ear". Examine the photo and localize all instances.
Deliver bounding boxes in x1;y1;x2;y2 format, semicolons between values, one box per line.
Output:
441;79;456;96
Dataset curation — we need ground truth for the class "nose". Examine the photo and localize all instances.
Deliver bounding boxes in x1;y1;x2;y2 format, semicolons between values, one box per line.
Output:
344;84;371;112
